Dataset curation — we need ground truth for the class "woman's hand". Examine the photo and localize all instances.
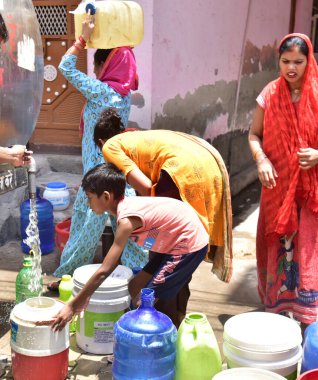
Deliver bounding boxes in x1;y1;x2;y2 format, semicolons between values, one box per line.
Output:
297;148;318;170
257;157;278;189
81;10;95;42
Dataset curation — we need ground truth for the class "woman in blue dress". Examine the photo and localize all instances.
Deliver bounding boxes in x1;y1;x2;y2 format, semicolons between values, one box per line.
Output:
51;12;147;283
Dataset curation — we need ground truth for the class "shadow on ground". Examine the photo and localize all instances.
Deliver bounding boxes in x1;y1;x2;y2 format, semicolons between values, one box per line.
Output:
232;180;261;228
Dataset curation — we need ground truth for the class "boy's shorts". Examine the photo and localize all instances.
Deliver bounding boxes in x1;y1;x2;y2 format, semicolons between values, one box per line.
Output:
143;245;208;300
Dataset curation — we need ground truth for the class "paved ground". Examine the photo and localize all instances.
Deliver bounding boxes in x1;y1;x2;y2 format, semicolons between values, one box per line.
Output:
0;177;262;379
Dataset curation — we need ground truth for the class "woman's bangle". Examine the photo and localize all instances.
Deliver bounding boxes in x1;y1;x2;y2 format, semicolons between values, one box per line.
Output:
255;154;268;165
253;149;264;160
73;41;83;51
78;35;87;47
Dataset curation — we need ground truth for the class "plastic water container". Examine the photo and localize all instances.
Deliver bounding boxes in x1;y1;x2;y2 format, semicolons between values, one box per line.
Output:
112;288;177;380
214;368;286;379
59;274;76;333
16;256;42;304
301;321;318;373
223;312;302;380
10;297;69;380
59;274;73;303
43;182;70;211
20;189;55;255
175;312;222;380
73;264;133;354
298;369;318;379
55;218;71;255
72;1;144;49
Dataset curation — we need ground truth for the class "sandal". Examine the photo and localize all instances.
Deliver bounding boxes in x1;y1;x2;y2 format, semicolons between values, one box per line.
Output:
47;280;61;292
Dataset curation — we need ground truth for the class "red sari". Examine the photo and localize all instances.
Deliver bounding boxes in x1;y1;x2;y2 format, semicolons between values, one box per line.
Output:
257;33;318;324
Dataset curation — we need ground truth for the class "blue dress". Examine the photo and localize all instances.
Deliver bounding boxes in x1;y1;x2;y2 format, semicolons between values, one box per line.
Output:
53;55;147;277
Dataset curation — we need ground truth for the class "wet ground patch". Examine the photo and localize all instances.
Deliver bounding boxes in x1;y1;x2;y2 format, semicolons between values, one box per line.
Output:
0;301;14;338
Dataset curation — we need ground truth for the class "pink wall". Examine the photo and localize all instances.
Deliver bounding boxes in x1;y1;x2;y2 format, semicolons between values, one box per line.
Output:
151;0;249;117
88;0;314;138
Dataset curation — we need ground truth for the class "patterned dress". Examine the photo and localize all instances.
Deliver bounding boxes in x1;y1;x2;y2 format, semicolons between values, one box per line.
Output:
53;54;147;277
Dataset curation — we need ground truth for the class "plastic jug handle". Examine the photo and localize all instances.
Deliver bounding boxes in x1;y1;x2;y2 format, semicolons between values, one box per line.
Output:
85;3;96;15
193;324;203;342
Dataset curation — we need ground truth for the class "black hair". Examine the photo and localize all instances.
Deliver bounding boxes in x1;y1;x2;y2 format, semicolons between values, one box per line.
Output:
279;36;309;58
82;163;126;200
94;49;113;66
0;14;9;43
94;107;125;146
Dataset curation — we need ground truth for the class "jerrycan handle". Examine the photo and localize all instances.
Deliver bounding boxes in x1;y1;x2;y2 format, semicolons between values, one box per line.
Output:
193;322;205;343
185;312;207;342
85;3;96;15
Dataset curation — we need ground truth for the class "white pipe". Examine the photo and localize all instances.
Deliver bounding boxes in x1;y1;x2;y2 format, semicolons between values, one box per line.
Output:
27;156;36;199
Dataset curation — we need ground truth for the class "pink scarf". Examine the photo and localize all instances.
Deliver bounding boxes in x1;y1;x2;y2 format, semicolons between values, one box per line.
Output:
80;47;138;136
99;47;138;96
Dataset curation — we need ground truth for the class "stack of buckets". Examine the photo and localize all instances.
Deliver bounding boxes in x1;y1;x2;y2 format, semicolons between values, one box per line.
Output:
222;312;302;379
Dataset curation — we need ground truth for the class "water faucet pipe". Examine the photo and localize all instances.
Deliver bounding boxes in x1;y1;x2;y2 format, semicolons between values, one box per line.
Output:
27;156;36;199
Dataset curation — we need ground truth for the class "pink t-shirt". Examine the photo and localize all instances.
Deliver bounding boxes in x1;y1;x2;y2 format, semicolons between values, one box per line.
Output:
117;196;208;255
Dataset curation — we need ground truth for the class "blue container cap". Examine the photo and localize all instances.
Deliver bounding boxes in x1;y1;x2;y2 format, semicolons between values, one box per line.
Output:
46;182;66;189
132;267;142;275
85;3;96;15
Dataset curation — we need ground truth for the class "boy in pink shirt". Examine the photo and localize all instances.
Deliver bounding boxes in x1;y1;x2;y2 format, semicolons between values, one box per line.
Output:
52;163;208;330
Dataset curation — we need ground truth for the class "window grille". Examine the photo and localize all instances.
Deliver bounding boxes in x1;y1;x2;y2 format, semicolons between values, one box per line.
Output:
34;6;67;36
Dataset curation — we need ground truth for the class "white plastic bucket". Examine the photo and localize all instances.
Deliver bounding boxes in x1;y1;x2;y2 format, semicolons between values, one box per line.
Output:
10;297;69;380
43;182;70;211
213;368;286;379
223;312;302;379
73;264;133;354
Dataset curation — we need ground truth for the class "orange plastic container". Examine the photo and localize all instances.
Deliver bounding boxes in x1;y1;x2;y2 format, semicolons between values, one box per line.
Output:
55;218;71;254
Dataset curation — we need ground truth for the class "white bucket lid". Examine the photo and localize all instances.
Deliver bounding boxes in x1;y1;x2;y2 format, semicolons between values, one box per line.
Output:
12;297;64;323
213;368;286;379
73;264;133;291
223;312;302;352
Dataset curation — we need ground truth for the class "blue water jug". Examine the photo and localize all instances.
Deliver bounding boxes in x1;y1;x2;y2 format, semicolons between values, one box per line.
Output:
301;321;318;373
20;188;55;255
113;288;177;380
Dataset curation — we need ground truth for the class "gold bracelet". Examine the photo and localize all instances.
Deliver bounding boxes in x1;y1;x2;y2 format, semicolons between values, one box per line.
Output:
253;149;264;160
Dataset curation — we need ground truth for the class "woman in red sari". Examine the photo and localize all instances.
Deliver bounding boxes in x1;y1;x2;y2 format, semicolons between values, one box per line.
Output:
249;33;318;326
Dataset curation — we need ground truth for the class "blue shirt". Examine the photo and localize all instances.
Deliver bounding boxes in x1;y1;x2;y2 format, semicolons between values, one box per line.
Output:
58;54;131;212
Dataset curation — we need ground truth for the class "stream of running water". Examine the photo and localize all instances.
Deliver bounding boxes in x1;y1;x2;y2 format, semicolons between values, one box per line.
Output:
23;197;42;296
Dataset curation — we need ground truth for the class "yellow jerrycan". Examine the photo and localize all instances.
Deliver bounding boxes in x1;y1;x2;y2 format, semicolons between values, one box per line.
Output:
175;312;222;380
72;1;144;49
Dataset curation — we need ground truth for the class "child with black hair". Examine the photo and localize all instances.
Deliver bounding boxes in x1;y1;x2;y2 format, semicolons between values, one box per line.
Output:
93;107;232;327
52;163;208;330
